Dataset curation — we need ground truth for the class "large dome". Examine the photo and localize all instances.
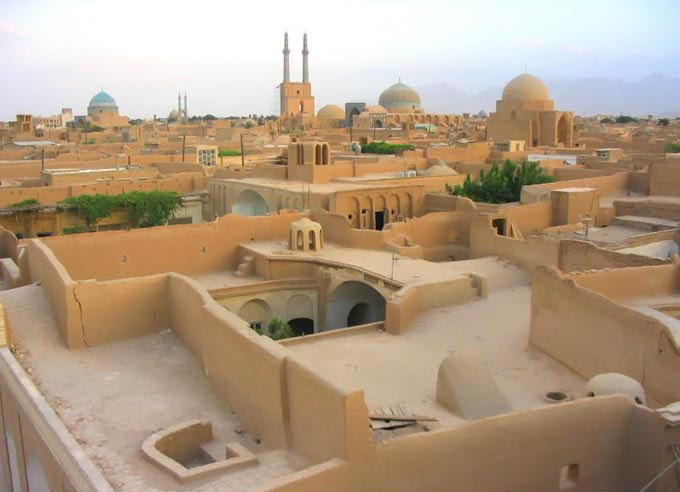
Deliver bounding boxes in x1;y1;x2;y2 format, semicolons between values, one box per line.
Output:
317;105;345;119
378;82;421;111
88;90;118;109
502;73;549;101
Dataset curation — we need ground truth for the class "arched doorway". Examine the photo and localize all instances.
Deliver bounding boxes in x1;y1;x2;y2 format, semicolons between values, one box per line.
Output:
324;281;386;330
238;299;272;332
557;115;569;146
347;302;373;326
232;189;269;216
288;318;314;336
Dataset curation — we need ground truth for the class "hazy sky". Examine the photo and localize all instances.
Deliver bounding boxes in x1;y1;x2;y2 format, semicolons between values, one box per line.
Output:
2;0;679;120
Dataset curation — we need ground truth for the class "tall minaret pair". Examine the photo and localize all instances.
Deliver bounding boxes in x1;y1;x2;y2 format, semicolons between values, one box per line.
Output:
177;92;188;121
282;32;309;83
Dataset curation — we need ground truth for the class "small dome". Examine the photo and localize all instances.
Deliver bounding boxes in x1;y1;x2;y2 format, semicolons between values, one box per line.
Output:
317;105;345;119
423;159;457;176
379;82;421;111
585;373;647;405
363;105;388;114
88;90;118;109
168;109;179;120
502;73;549;101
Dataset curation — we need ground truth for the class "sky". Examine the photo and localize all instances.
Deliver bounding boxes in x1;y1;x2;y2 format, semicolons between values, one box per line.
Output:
1;0;679;120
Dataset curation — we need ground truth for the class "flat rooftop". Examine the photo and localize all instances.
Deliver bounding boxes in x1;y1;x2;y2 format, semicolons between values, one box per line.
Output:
287;267;586;428
239;240;525;292
1;284;307;492
210;176;415;194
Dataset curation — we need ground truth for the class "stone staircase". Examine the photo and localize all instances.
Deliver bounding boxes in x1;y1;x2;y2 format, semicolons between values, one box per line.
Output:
235;255;255;277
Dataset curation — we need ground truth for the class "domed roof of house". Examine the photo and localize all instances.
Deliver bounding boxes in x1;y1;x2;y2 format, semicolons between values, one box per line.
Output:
379;82;421;110
423;159;457;176
502;73;549;101
317;105;345;119
363;105;388;114
88;90;118;109
168;109;179;120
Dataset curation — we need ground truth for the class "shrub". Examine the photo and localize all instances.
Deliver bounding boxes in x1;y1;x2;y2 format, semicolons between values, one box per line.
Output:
446;160;553;204
267;317;295;340
60;194;121;229
665;142;680;153
218;149;241;157
615;115;637;124
9;198;40;209
120;191;183;228
59;191;182;230
361;141;415;155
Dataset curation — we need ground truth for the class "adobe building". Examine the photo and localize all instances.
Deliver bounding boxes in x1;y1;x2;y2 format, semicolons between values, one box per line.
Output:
486;73;574;147
77;89;130;129
279;33;315;130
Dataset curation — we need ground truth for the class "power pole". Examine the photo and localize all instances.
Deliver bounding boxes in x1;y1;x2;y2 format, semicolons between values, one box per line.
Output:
41;149;45;171
240;133;245;167
182;135;186;162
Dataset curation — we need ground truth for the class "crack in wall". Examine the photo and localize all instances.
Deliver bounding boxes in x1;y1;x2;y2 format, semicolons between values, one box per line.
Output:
72;284;88;347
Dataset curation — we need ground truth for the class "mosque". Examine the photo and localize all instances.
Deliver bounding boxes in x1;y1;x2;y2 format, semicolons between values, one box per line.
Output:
75;89;130;129
486;73;574;147
277;33;460;132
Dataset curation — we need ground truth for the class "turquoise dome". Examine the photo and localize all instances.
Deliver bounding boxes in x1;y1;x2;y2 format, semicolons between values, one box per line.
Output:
88;90;118;109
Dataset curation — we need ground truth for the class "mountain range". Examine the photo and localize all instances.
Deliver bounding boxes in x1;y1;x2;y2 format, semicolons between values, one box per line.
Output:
414;74;680;118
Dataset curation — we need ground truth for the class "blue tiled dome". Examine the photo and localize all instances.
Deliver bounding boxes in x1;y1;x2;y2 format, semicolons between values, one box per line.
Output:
88;90;118;109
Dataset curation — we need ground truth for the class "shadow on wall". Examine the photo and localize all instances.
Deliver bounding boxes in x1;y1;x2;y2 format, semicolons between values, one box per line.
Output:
324;280;386;331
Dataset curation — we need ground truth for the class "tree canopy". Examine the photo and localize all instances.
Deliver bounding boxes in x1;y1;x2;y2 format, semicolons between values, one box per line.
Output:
361;141;415;155
446;160;553;204
615;115;637;124
59;191;182;231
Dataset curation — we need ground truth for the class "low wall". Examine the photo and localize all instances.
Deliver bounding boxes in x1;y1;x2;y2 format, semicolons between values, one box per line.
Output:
312;209;386;250
614;198;680;221
384;275;481;335
25;241;79;347
385;211;472;246
0;349;114;492
521;172;629;204
268;396;667;492
167;274;289;448
650;164;680;197
42;212;305;281
530;264;680;404
285;355;374;464
0;175;207;208
559;239;669;272
74;275;170;346
470;217;560;273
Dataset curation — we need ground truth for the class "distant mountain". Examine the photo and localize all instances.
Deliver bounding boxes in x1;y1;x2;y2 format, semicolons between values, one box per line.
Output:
414;74;680;117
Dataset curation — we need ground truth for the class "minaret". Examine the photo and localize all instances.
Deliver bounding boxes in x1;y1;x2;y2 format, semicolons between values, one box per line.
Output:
183;93;188;120
177;92;181;119
283;32;290;83
302;33;309;83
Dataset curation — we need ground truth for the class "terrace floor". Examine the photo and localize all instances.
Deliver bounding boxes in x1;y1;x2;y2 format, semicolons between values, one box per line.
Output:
288;263;586;429
0;284;307;492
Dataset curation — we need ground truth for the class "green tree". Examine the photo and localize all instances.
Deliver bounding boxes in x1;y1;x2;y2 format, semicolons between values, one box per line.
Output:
121;191;182;228
9;198;40;209
658;118;670;127
615;115;637;124
600;117;614;124
60;194;121;231
361;141;415;155
665;142;680;153
129;118;143;126
267;317;295;340
203;114;217;121
446;160;553;204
